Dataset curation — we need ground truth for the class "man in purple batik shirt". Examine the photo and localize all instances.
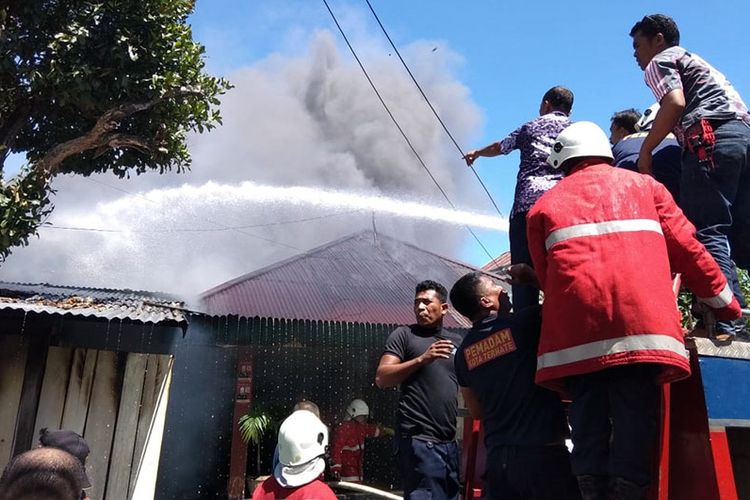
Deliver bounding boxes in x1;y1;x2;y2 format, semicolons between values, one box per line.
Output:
464;86;573;312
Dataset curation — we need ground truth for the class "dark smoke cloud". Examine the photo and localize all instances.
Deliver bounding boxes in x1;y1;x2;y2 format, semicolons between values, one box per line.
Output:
0;30;496;296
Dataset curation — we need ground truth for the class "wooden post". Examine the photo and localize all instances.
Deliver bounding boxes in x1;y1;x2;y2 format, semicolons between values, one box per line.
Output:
228;347;254;500
12;327;52;456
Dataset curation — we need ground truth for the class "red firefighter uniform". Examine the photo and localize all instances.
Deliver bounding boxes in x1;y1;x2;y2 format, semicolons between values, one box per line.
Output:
330;420;381;483
527;163;741;392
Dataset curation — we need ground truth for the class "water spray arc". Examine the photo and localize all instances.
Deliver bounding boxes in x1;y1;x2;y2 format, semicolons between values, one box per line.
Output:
51;181;508;233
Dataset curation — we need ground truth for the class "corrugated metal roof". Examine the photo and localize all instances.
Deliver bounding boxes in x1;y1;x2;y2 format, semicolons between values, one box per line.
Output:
482;251;511;272
200;231;484;328
0;282;187;325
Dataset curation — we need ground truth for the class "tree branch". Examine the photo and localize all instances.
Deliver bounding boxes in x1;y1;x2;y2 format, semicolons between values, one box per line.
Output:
0;102;32;170
34;87;202;177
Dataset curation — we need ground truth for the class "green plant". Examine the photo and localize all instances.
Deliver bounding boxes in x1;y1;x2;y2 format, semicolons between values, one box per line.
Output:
239;411;275;477
677;268;750;331
0;1;231;259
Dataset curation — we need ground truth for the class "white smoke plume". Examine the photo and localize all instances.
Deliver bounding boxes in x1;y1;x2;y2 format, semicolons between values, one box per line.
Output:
0;30;500;295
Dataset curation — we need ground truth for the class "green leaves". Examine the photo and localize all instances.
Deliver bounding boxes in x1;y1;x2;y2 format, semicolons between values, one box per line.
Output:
238;412;274;447
0;166;53;261
0;0;231;259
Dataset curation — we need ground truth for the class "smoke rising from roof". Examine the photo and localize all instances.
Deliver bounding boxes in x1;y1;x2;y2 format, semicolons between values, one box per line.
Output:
0;30;498;295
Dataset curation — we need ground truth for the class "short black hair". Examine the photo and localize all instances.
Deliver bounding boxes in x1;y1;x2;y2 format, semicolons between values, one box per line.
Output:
630;14;680;47
543;86;574;115
415;280;448;303
0;448;84;500
449;272;486;320
611;109;641;134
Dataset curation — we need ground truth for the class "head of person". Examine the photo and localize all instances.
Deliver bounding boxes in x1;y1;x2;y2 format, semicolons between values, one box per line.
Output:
547;121;614;174
630;14;680;70
0;447;85;500
635;103;660;132
609;109;641;144
38;428;91;490
345;398;369;423
275;410;329;488
539;86;574;116
293;400;321;419
449;272;511;322
414;280;448;329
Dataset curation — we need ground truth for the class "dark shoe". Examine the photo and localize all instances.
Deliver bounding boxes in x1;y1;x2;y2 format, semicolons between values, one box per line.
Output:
576;475;609;500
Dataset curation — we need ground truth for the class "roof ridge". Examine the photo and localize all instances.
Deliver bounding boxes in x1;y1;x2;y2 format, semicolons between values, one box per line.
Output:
200;229;374;298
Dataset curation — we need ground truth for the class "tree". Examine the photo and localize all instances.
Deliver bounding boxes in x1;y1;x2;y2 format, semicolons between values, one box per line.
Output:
0;1;231;259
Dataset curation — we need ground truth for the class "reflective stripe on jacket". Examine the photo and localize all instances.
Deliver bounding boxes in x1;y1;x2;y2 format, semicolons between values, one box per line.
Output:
527;163;740;392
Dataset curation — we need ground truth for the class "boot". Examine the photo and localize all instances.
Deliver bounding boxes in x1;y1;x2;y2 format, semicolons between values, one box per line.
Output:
576;475;609;500
611;477;650;500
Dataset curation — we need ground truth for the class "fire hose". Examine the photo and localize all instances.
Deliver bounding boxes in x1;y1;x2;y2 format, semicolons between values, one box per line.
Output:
328;481;403;499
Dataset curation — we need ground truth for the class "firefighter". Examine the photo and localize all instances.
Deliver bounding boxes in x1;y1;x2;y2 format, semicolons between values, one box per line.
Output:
630;13;750;340
330;398;393;483
449;272;580;500
251;410;337;500
526;121;742;500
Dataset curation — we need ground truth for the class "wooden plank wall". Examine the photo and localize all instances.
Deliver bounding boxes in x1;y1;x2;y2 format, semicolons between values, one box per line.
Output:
34;346;74;434
105;353;148;500
22;347;172;500
0;335;28;470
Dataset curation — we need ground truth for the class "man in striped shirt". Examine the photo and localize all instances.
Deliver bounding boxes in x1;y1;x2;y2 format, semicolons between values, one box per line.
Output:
630;14;750;340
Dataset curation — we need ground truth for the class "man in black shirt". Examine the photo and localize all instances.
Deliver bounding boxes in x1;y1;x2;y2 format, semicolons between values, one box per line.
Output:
450;272;579;500
375;280;462;500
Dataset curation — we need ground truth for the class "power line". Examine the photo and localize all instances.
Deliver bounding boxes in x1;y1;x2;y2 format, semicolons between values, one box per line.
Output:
364;0;505;219
321;0;496;261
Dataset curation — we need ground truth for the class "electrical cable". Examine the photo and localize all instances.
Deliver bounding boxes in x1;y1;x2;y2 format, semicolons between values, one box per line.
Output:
364;0;505;219
322;0;496;261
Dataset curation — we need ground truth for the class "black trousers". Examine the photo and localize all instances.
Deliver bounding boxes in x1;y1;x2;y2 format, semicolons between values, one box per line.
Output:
567;364;660;486
484;444;581;500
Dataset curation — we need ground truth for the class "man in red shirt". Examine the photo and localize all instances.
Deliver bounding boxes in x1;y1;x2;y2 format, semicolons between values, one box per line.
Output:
527;121;741;499
331;398;393;483
251;410;337;500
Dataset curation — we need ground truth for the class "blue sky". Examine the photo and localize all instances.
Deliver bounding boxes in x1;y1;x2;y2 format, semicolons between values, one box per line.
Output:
4;1;749;293
186;0;750;267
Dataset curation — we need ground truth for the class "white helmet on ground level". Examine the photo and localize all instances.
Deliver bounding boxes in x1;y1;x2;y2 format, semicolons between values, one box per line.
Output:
275;410;329;487
547;121;614;169
346;398;369;419
636;103;659;132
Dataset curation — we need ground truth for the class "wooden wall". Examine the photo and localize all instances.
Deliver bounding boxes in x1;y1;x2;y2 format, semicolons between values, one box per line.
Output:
0;335;172;500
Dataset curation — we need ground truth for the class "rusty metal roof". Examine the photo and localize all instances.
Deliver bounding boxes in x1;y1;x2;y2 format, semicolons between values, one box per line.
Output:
482;251;511;272
0;282;187;326
200;230;480;328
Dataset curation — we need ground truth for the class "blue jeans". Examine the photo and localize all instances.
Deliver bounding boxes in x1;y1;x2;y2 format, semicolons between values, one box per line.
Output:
509;212;540;312
567;365;660;487
681;119;750;334
398;437;459;500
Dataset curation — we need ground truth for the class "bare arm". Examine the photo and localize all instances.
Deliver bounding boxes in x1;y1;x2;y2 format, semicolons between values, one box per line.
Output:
463;142;502;166
638;89;685;174
461;387;483;419
375;340;455;389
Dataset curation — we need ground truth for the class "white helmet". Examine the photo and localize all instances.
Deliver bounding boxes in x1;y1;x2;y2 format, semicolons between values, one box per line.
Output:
346;399;369;419
635;103;659;132
278;410;328;466
546;121;614;169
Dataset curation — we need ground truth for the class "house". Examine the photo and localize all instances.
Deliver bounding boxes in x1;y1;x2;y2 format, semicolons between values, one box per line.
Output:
0;231;488;499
